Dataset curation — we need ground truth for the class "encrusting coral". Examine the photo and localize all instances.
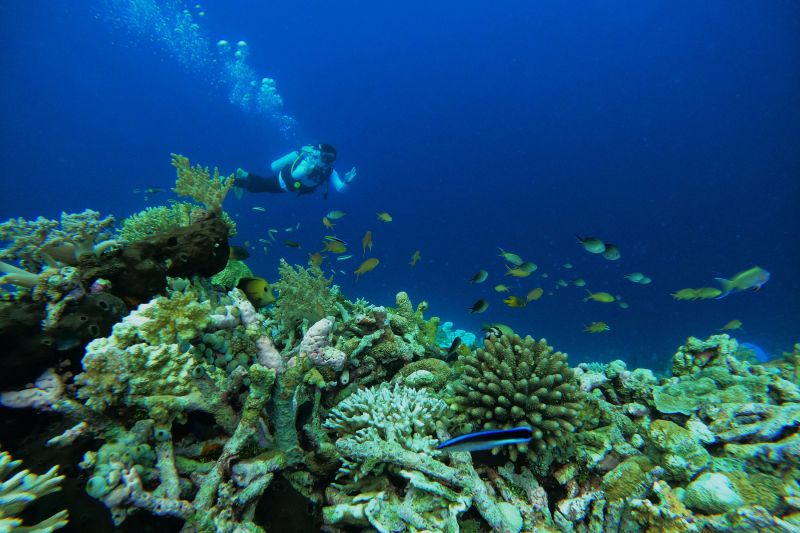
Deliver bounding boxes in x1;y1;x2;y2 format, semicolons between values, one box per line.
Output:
449;333;587;462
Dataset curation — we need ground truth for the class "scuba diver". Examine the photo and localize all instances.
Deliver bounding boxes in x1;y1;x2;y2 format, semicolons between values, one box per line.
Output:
234;143;356;198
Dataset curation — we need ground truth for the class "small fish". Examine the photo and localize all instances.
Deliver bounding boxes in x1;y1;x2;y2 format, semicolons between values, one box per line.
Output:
572;278;586;287
377;212;393;222
503;295;527;308
481;323;515;337
671;288;699;301
469;270;489;284
267;229;278;241
444;337;462;362
541;273;549;279
409;250;421;267
469;299;489;313
618;301;630;309
258;238;269;244
517;261;537;273
556;279;568;288
563;263;573;269
602;244;621;261
436;427;533;453
283;240;301;248
237;277;275;307
715;266;770;298
133;187;165;195
322;216;335;229
695;287;723;299
584;290;615;303
505;266;531;278
323;240;347;254
639;276;652;285
625;272;645;283
285;227;294;232
354;258;379;279
362;230;373;256
720;319;743;331
584;321;610;333
324;235;347;244
229;245;250;261
337;255;352;261
326;210;347;219
498;248;523;266
577;235;606;254
252;206;267;212
526;288;543;301
494;284;510;292
308;252;324;266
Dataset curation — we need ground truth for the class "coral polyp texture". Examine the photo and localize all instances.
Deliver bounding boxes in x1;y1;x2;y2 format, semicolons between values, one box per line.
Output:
170;153;234;213
0;450;68;532
449;333;586;461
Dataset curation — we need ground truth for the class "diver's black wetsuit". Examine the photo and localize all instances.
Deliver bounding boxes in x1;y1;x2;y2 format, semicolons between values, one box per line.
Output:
234;173;287;193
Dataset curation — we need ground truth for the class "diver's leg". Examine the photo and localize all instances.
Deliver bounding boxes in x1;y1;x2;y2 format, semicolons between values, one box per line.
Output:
234;171;286;193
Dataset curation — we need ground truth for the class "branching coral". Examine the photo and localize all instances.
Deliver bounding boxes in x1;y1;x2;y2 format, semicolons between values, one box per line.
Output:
449;334;586;461
119;202;237;244
273;259;339;335
171;153;234;213
0;450;68;531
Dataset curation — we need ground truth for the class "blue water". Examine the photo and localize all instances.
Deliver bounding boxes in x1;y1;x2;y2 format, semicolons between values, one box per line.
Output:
1;1;798;371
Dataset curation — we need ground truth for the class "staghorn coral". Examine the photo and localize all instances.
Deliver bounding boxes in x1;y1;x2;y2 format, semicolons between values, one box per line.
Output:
171;153;234;213
449;333;586;462
0;450;68;532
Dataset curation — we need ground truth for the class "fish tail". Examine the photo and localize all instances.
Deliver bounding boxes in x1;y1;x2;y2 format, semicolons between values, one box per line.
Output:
714;277;733;299
583;289;593;302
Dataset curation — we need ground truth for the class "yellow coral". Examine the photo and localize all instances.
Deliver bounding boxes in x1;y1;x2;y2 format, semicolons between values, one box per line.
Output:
171;153;234;213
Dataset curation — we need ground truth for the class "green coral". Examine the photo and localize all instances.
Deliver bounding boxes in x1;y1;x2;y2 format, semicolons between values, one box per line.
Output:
119;202;236;244
395;358;452;390
273;259;339;332
171;153;234;213
211;259;253;290
0;450;68;532
449;334;586;462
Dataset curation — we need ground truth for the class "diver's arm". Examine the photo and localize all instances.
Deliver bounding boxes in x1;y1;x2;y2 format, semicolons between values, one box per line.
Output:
270;151;299;174
330;170;347;192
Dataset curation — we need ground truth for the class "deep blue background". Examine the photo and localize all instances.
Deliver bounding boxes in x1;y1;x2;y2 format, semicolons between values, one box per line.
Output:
1;1;798;370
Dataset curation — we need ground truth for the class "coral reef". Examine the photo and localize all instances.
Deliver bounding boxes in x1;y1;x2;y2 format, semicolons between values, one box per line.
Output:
1;201;798;532
119;201;237;243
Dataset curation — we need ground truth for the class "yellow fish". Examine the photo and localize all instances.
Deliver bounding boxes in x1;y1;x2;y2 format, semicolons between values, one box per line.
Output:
322;216;335;229
671;288;699;301
326;210;347;219
584;290;615;303
494;284;510;292
355;258;379;279
577;235;606;254
695;287;723;299
572;278;586;287
503;295;528;308
283;240;301;248
237;277;275;307
584;321;610;333
362;230;373;256
720;319;743;331
323;240;347;254
517;261;537;273
526;288;544;301
409;250;421;267
377;212;392;222
505;265;532;278
308;252;324;266
498;248;523;266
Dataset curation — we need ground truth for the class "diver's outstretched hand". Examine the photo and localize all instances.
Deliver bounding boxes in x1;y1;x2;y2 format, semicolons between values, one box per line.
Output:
344;167;357;183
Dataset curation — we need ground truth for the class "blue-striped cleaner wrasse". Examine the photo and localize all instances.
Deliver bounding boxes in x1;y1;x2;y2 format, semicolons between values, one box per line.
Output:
436;426;533;452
